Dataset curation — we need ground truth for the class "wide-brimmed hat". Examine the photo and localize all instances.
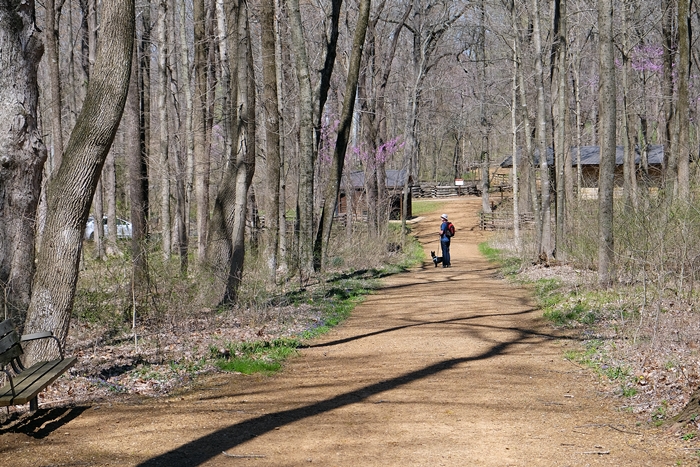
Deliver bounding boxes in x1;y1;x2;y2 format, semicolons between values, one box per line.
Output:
441;214;448;220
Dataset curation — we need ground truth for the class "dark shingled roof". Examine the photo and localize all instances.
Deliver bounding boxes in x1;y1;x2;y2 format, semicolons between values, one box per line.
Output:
500;145;664;168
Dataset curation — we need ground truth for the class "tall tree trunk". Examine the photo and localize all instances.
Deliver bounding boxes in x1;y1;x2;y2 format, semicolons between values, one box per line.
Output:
676;0;690;199
662;0;676;195
518;39;536;219
276;0;288;275
225;7;256;301
551;0;567;259
0;1;47;331
572;43;583;194
169;0;188;275
177;0;194;261
88;0;104;260
45;0;64;171
597;0;616;287
477;0;491;215
206;0;239;303
24;0;134;361
194;0;210;265
261;0;281;282
287;0;315;279
511;36;521;252
158;0;171;259
621;0;638;208
126;41;149;313
140;0;152;217
532;0;551;260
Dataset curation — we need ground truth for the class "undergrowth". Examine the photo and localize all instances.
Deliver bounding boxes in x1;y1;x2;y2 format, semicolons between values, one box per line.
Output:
480;242;649;406
481;236;700;437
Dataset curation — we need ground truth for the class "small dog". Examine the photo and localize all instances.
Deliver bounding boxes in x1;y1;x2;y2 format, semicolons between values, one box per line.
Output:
431;251;443;267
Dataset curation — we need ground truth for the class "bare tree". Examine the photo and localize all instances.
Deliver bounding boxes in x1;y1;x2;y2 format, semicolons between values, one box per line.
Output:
551;0;568;258
126;41;149;312
676;0;690;199
44;0;65;170
597;0;616;287
287;0;315;279
24;0;134;361
532;0;552;260
194;0;211;265
0;0;47;331
261;0;281;282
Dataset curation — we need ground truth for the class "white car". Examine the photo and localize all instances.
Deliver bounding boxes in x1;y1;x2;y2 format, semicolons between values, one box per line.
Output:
85;216;133;240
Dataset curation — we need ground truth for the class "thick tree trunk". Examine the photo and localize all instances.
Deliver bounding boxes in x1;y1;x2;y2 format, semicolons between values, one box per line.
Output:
226;8;256;301
24;0;134;362
0;2;47;331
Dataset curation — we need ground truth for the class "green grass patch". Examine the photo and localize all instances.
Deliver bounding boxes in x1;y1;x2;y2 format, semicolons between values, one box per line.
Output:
411;200;447;217
564;339;604;368
478;242;522;276
215;264;405;376
218;358;281;375
215;338;301;375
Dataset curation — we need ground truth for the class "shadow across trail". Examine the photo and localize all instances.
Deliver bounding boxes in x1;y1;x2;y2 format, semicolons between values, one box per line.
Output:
138;328;537;467
302;307;545;349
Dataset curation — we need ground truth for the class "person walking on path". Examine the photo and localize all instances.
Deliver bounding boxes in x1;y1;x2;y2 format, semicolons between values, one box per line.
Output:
439;213;452;268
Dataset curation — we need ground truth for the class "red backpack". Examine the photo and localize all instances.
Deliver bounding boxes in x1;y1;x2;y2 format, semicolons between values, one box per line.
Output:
445;222;455;238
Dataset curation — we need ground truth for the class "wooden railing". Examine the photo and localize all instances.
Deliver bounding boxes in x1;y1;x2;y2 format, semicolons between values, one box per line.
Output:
412;183;481;198
479;211;535;230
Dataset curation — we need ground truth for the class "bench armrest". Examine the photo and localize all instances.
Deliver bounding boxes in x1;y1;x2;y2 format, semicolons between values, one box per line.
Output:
20;331;64;359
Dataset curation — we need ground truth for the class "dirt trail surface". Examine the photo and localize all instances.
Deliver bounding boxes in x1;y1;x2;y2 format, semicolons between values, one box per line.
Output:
0;197;692;466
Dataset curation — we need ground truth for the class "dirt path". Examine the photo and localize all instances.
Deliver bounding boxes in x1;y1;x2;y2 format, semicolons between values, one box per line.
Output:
0;197;692;466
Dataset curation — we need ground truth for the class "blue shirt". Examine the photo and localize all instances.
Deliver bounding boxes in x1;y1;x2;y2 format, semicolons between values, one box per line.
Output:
440;221;451;242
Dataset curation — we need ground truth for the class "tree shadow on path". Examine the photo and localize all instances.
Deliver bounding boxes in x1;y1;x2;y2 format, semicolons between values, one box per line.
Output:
138;325;561;467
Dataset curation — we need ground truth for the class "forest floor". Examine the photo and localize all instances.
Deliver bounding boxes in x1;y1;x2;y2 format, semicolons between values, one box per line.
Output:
0;196;698;466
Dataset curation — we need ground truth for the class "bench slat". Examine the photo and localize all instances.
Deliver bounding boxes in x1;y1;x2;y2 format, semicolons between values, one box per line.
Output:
0;357;77;406
0;319;14;339
0;330;20;354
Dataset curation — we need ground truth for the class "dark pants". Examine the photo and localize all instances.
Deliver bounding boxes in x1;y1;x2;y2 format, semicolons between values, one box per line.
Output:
441;239;451;266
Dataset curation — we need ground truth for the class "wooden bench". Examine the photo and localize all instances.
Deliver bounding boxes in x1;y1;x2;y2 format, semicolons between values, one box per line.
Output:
0;319;77;411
